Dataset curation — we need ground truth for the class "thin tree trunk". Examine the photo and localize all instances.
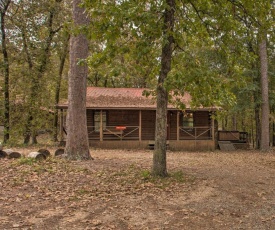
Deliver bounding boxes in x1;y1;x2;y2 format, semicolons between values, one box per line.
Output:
152;0;175;177
24;1;60;144
255;105;261;149
259;33;269;151
273;115;275;146
21;28;34;144
65;0;91;160
251;113;254;148
252;64;261;149
53;34;70;142
1;1;11;143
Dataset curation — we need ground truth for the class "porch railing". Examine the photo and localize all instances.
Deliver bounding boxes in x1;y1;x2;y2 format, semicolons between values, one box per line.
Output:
179;126;212;140
87;126;139;140
87;125;213;141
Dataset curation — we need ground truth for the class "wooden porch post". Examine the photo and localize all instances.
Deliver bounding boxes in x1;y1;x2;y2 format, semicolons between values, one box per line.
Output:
100;110;103;141
177;111;180;141
139;110;142;141
60;109;64;141
212;114;215;141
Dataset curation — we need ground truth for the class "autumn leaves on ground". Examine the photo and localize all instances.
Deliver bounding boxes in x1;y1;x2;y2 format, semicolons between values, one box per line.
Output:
0;148;274;230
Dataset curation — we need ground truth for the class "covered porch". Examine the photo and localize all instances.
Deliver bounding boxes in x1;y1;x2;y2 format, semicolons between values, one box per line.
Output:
58;108;217;151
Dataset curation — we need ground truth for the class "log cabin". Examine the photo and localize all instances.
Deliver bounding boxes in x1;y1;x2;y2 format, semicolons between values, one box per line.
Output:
57;87;219;151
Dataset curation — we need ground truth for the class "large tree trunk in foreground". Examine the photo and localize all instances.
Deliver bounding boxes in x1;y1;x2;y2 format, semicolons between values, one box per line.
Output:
65;0;91;160
259;33;269;151
152;0;175;176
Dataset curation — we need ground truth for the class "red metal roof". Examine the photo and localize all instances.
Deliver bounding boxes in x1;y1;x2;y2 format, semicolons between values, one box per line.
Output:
87;87;149;99
86;87;160;109
57;87;216;110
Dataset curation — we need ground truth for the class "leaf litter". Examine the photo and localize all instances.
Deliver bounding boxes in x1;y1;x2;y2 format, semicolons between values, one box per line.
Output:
0;148;274;229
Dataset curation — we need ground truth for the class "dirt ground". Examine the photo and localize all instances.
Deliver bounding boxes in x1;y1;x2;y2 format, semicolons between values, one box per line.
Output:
0;148;274;230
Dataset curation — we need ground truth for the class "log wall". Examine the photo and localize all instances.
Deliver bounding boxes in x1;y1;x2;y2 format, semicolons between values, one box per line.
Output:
141;110;156;140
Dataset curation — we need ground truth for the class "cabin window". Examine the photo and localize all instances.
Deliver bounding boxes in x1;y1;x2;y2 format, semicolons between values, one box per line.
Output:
94;111;107;132
183;112;194;127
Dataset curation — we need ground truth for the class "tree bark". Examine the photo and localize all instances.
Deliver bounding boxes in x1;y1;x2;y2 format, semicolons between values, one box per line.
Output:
65;0;91;160
1;0;11;143
259;32;269;151
53;34;70;142
152;0;175;177
255;105;261;149
21;27;34;144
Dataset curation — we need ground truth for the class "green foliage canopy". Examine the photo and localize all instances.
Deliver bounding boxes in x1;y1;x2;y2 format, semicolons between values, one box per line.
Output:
84;0;250;109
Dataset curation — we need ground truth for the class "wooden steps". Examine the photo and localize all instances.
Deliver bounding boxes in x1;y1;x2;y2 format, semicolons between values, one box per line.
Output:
218;141;236;151
218;141;249;151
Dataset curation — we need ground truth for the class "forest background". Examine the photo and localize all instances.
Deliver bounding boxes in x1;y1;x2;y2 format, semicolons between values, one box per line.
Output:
0;0;274;150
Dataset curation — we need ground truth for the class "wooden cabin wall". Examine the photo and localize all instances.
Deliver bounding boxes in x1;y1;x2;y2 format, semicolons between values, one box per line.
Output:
108;110;139;139
87;110;93;126
194;111;211;126
168;111;177;140
108;110;139;126
141;110;156;140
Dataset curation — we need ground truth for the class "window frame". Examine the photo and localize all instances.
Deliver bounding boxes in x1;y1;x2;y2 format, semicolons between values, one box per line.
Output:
182;111;194;128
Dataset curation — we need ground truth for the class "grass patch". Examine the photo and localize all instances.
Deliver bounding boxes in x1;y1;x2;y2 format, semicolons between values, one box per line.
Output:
141;169;188;183
140;169;151;180
97;164;194;191
15;157;37;166
169;170;187;183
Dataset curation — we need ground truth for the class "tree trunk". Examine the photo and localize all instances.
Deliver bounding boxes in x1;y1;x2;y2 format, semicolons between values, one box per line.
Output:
53;34;70;142
28;152;46;160
251;113;254;148
21;28;34;144
4;149;21;159
259;33;269;151
255;105;261;149
24;2;59;144
64;0;91;160
1;1;11;143
152;0;175;177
